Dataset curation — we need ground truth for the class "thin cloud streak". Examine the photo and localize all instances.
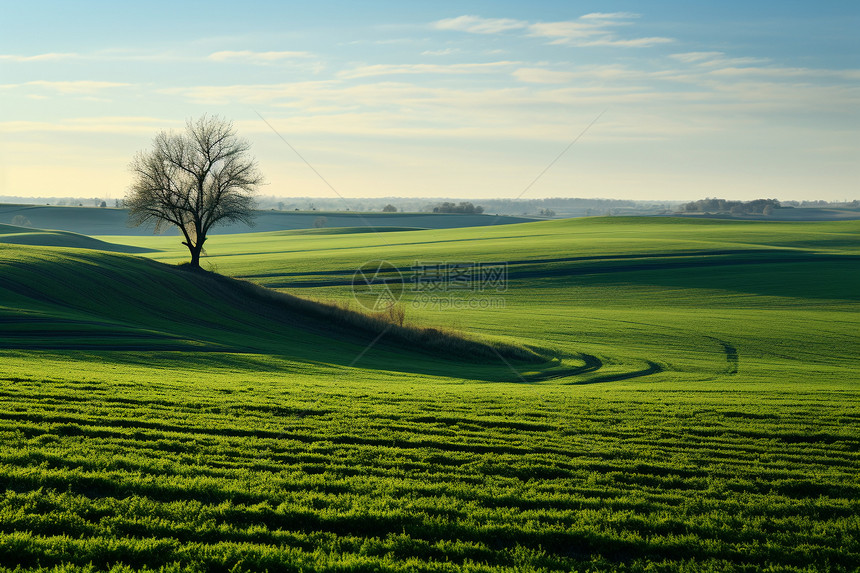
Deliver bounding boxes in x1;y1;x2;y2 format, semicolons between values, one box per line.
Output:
4;80;132;95
0;116;179;134
580;12;641;20
207;50;314;63
338;61;519;79
512;68;576;84
434;12;673;48
0;52;79;62
433;15;527;34
421;48;460;56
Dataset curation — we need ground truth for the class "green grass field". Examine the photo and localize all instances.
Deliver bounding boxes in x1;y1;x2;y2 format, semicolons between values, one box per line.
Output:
0;216;858;571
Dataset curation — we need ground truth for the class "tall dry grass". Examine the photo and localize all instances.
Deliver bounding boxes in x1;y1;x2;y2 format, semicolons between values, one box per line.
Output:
180;265;545;364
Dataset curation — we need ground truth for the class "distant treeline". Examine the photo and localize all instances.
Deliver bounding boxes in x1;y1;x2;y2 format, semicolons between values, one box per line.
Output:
0;196;118;208
1;195;663;216
781;199;860;208
254;197;671;216
680;198;781;215
432;202;484;214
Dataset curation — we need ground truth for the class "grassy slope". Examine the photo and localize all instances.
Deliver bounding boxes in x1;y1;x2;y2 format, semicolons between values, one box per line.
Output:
0;224;153;253
102;216;860;385
0;217;858;572
0;246;546;383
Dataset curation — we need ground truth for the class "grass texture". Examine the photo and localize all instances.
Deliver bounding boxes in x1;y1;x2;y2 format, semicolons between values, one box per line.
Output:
0;216;857;571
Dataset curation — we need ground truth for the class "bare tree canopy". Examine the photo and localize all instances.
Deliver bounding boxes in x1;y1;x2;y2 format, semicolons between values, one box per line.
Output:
125;115;264;267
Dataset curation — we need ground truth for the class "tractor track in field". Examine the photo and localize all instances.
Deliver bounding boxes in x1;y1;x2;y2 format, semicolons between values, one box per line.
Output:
523;353;603;382
563;360;664;385
524;354;664;384
707;337;739;375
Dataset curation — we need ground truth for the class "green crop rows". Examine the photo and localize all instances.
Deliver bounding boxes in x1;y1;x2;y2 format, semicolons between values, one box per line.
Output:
2;368;859;572
1;370;858;572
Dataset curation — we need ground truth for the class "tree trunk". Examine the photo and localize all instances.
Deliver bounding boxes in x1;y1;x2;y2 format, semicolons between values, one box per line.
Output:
182;229;205;268
187;243;202;268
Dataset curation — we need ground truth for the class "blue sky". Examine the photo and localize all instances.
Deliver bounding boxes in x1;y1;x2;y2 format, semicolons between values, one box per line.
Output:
1;0;858;201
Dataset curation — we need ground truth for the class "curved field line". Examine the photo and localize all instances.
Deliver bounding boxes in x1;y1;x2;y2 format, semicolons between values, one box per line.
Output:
562;360;664;385
706;336;739;375
523;354;664;385
523;353;603;382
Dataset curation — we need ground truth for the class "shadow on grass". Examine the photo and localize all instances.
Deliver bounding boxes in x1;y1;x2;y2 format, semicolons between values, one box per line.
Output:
0;225;158;254
1;251;556;382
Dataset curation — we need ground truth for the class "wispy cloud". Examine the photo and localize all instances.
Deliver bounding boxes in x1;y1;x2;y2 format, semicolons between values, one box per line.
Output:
580;37;674;48
668;52;860;81
12;81;132;95
580;12;641;20
0;52;79;62
528;14;672;47
0;116;177;134
207;50;313;63
526;21;598;43
158;81;340;106
157;51;860;150
670;51;725;64
707;66;860;80
338;61;518;79
433;15;527;34
1;49;315;65
421;48;460;56
434;12;672;48
512;68;575;84
0;50;182;63
159;78;719;141
671;51;770;67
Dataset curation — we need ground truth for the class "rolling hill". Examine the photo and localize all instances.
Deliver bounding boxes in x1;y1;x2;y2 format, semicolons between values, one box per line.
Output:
4;217;859;385
0;243;550;382
0;204;533;236
0;224;153;253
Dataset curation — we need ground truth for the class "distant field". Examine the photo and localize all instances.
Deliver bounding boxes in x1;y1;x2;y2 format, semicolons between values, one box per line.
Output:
0;217;858;571
671;206;860;221
0;204;533;236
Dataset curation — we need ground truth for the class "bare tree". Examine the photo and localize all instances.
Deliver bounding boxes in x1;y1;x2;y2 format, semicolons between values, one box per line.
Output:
125;115;264;268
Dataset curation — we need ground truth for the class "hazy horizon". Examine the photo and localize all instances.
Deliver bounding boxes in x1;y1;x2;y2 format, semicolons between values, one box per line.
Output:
5;194;857;208
1;1;858;202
